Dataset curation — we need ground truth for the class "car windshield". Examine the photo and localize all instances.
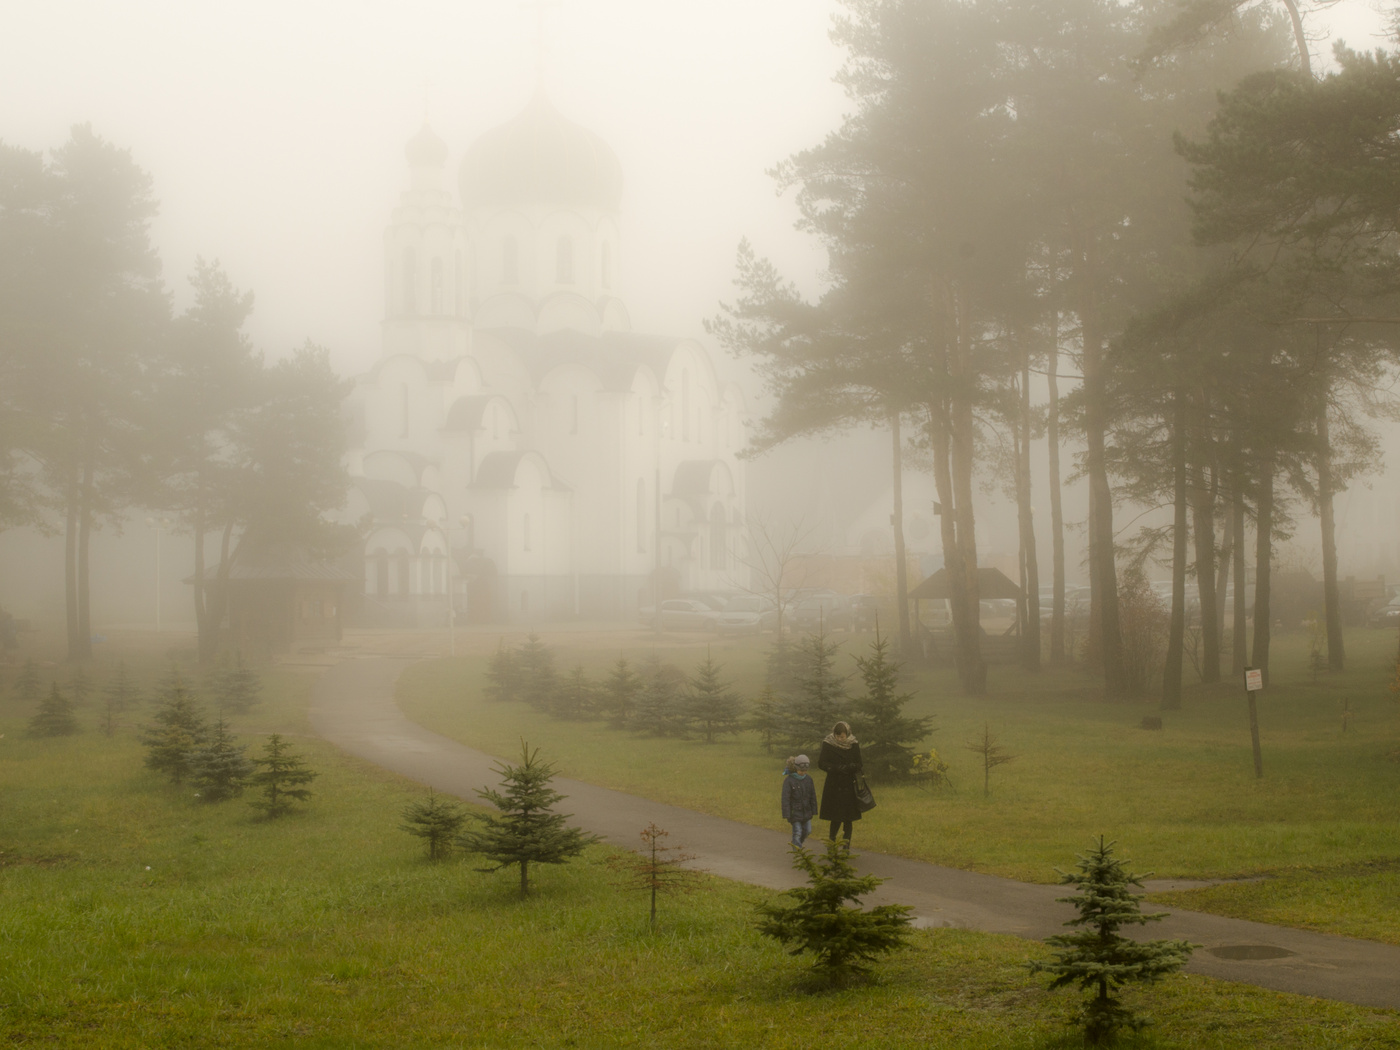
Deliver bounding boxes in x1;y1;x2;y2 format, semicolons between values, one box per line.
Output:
724;597;762;613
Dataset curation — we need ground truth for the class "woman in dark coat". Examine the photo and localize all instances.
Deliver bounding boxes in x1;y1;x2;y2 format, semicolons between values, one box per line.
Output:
818;721;863;843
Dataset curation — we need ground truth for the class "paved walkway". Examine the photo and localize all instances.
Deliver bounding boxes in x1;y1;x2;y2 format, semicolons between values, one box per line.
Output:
308;656;1400;1011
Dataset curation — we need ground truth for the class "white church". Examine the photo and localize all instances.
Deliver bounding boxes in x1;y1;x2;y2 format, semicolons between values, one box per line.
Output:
340;95;750;626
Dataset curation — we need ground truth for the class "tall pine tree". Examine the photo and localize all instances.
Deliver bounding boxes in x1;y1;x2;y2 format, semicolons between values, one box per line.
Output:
682;649;745;744
852;629;933;780
249;734;318;817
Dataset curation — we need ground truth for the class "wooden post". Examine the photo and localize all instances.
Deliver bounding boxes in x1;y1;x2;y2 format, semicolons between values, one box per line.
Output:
1243;666;1264;779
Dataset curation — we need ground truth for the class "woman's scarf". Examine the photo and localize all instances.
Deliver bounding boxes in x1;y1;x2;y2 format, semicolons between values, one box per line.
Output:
823;732;857;749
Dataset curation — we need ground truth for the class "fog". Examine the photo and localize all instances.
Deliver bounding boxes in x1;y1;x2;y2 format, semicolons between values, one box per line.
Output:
2;0;1398;633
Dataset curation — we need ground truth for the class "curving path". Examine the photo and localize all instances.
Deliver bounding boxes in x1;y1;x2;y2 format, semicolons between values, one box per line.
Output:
308;656;1400;1011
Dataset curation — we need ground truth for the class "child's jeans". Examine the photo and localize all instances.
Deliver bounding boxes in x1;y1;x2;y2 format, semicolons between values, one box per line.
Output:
790;819;811;847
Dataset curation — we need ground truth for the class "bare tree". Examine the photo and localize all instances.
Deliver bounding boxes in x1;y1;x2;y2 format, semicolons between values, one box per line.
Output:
727;512;825;638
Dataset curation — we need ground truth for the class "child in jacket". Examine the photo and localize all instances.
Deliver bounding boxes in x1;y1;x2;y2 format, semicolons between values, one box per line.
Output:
781;754;818;848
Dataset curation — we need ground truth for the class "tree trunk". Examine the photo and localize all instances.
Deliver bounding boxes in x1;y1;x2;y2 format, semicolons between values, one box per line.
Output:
1017;360;1041;671
1163;390;1187;710
1046;317;1067;664
1232;481;1248;677
1215;509;1232;665
1190;451;1220;683
948;284;985;694
1317;400;1344;671
1252;450;1275;685
64;467;80;661
75;424;96;662
890;412;913;659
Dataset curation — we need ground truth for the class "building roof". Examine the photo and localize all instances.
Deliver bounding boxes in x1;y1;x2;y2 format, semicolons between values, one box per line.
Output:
459;93;623;211
405;122;448;168
471;449;571;492
909;566;1022;601
487;327;677;390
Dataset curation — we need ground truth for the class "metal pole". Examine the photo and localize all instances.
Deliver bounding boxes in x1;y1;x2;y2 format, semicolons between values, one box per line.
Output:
155;526;162;633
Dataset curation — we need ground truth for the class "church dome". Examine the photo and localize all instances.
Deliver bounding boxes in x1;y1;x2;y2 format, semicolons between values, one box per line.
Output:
459;94;623;211
405;123;449;168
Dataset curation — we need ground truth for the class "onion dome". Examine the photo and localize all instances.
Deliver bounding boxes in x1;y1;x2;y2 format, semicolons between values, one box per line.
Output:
405;123;449;167
459;93;623;211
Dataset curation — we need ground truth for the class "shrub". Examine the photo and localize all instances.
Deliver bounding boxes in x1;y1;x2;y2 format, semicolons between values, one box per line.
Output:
400;789;469;860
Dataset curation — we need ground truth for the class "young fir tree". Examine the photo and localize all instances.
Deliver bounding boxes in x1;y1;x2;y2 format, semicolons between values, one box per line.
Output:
214;652;262;713
852;628;933;781
683;649;744;743
552;664;597;721
1031;838;1195;1044
631;656;689;737
754;839;913;986
764;638;805;699
190;718;255;802
12;657;43;707
400;789;469;860
28;682;79;737
742;684;785;755
516;632;558;711
101;660;140;737
141;677;210;783
482;638;522;703
249;733;319;817
778;628;849;752
609;822;700;926
964;724;1016;797
600;656;642;728
459;741;598;898
68;665;93;706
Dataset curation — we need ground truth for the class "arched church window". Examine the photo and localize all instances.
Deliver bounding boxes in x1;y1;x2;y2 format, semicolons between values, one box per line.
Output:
396;550;410;597
556;235;574;284
710;503;726;570
601;241;612;290
682;371;690;442
373;550;388;596
402;247;417;316
636;478;647;553
523;512;532;552
502;237;518;285
430;257;443;314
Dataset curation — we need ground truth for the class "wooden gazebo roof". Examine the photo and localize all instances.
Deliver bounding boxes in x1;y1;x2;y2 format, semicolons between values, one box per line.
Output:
908;567;1022;601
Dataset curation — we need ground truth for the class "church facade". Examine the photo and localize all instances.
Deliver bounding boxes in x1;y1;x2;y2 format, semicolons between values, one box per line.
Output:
341;96;749;625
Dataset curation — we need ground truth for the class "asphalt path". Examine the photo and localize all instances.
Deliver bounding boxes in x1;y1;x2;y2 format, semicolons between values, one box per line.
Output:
308;656;1400;1011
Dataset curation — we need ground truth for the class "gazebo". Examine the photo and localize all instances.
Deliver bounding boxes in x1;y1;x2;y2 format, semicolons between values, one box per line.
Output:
908;566;1024;665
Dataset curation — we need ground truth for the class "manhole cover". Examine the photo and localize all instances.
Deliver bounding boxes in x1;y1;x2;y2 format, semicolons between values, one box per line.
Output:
1207;944;1297;961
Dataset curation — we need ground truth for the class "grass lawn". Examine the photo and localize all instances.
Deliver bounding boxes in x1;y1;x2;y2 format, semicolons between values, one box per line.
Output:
397;625;1400;944
3;652;1399;1047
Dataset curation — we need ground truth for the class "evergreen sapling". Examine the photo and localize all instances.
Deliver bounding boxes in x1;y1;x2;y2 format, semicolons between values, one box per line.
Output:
482;638;522;703
778;628;849;752
609;822;701;926
743;684;784;755
682;649;744;743
190;718;254;802
964;723;1015;797
458;741;598;897
141;676;209;783
852;627;933;780
1031;837;1195;1044
12;657;43;707
101;660;140;736
401;789;470;860
68;666;93;706
28;682;79;737
516;632;557;711
552;664;596;720
600;656;642;728
249;733;319;817
631;656;689;737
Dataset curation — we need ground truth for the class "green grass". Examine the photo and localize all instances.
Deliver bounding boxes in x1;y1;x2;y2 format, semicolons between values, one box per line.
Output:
2;654;1399;1047
397;626;1400;943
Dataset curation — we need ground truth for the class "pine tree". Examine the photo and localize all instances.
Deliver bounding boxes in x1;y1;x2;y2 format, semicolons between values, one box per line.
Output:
213;652;261;713
101;660;140;737
552;664;597;720
141;677;209;783
778;629;849;752
28;682;79;737
68;665;93;706
517;632;557;711
190;718;254;802
765;638;805;698
631;656;689;737
852;628;933;781
482;638;522;703
742;684;785;755
610;822;700;926
12;657;43;707
600;656;642;728
1031;838;1196;1044
400;789;469;860
459;741;598;897
683;649;744;743
755;839;913;985
249;733;319;817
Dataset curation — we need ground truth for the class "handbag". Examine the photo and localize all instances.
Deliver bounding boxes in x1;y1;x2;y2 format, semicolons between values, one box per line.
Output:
854;772;876;812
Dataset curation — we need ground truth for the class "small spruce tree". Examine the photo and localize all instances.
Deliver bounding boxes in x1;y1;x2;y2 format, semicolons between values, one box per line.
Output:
215;652;262;713
68;666;93;706
101;660;140;737
682;649;744;743
1031;837;1195;1044
600;656;642;728
141;677;210;783
743;684;785;755
29;682;79;737
755;839;913;985
777;628;849;752
400;789;469;860
552;664;597;720
516;632;558;711
12;657;43;707
610;822;700;926
852;627;933;781
964;723;1016;797
631;656;689;737
458;740;598;897
249;734;319;817
482;638;522;703
190;718;255;802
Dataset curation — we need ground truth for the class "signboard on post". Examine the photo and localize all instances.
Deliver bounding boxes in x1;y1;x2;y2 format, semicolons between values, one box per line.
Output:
1242;667;1264;779
1244;668;1264;692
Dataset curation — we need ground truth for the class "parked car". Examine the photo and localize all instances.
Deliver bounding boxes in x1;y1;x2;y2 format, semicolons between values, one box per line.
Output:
848;594;893;632
637;598;721;632
1366;596;1400;629
791;591;851;633
715;595;778;636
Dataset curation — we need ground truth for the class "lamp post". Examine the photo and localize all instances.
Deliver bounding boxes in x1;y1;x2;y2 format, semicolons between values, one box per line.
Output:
144;516;172;632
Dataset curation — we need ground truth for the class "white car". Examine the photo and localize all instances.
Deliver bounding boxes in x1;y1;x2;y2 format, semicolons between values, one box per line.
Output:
715;596;778;636
638;599;721;632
